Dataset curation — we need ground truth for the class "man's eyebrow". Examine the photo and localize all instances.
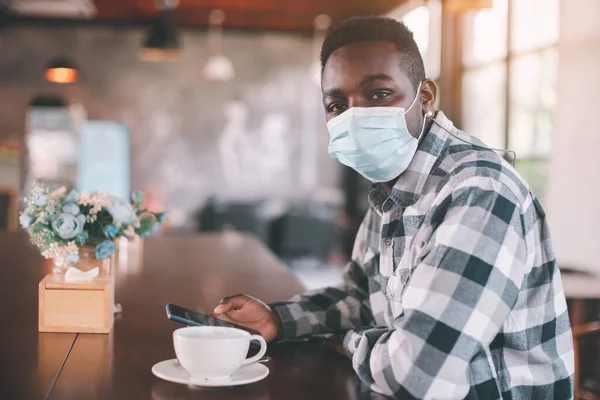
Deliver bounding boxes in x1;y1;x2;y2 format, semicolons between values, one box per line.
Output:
322;74;395;100
323;88;345;99
358;73;395;87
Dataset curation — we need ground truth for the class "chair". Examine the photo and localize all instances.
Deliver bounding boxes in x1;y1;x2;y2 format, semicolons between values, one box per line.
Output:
198;199;274;245
0;187;18;231
574;322;600;400
563;272;600;400
271;203;336;260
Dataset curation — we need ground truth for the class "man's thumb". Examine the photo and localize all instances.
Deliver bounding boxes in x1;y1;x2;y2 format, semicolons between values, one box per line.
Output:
213;294;246;314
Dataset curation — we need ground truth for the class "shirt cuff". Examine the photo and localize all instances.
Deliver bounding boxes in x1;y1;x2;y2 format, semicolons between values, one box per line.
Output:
343;326;392;358
268;301;299;340
343;329;362;358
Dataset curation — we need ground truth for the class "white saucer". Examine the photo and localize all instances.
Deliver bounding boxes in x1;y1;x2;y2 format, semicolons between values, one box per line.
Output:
152;359;269;387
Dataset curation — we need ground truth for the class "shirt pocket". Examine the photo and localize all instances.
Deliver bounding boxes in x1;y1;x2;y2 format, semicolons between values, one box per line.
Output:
384;269;410;318
385;267;412;302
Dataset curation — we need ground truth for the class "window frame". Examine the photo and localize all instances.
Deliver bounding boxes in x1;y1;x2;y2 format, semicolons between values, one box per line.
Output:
455;0;559;199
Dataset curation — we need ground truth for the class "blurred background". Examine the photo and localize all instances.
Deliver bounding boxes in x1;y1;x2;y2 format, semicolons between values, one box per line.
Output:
0;0;598;395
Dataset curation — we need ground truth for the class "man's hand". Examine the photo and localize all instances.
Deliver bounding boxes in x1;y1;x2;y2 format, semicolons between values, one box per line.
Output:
213;294;281;342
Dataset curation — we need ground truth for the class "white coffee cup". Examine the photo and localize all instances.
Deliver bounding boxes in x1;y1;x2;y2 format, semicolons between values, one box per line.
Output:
173;326;267;382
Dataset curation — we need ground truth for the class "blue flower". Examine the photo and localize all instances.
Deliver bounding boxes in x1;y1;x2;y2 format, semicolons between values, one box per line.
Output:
65;253;80;265
62;203;80;215
103;224;119;239
19;214;33;229
76;233;87;246
131;190;145;205
51;213;85;240
34;194;48;207
156;212;168;223
65;190;78;203
95;240;117;259
107;197;136;226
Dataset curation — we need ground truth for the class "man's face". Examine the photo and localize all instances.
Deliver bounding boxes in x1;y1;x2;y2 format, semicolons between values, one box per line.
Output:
321;41;435;138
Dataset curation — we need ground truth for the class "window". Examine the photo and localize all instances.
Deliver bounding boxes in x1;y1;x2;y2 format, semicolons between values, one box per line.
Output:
389;0;442;80
460;0;559;200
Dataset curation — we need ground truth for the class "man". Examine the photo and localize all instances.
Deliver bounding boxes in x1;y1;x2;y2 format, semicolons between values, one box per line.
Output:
214;16;574;399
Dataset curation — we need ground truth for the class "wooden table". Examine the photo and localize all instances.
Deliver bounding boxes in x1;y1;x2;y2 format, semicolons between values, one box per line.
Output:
0;232;77;400
0;232;387;400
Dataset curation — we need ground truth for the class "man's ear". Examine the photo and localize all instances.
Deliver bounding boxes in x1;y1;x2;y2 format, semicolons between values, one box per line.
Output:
420;79;437;114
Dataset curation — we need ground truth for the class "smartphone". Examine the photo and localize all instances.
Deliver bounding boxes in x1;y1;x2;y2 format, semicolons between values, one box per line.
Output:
166;303;261;351
166;303;334;347
166;303;249;330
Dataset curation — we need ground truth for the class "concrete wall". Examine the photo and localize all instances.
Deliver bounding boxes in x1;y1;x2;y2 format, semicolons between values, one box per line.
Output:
0;24;341;226
546;0;600;274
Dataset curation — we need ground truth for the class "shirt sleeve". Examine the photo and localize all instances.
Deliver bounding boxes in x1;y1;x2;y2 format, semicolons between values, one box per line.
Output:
269;210;377;338
343;176;529;399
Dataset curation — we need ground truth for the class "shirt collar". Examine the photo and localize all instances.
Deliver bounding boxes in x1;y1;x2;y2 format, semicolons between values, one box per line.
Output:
368;111;453;212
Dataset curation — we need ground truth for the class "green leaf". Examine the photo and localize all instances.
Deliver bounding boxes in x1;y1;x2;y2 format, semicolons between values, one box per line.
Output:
32;223;47;234
154;212;167;224
136;214;157;235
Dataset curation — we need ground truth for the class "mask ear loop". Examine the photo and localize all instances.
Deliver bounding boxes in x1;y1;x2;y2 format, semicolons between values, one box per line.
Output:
405;81;422;115
416;112;430;141
406;81;429;141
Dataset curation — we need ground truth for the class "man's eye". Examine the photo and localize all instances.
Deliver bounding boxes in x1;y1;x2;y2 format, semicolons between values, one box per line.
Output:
370;91;391;100
328;103;347;114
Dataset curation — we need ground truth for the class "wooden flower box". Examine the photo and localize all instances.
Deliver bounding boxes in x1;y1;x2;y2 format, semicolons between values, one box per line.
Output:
38;273;114;334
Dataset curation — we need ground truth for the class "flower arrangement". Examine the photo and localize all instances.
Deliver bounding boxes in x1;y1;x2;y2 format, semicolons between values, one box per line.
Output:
20;183;166;268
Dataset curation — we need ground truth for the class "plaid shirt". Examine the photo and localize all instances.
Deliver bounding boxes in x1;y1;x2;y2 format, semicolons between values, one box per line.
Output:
271;112;574;399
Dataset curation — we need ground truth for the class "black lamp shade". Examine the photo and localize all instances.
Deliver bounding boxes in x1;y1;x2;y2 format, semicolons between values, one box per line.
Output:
141;9;181;61
0;4;10;31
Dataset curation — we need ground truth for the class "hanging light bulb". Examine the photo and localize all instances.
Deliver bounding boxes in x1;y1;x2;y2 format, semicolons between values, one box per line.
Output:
203;9;234;82
140;0;181;61
203;55;234;82
45;57;78;84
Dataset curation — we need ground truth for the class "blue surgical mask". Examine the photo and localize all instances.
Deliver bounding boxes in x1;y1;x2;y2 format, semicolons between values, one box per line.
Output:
327;84;426;182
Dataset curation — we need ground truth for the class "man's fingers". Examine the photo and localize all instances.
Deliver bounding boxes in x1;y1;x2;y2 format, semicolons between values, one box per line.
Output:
213;294;248;314
213;303;231;314
212;311;236;323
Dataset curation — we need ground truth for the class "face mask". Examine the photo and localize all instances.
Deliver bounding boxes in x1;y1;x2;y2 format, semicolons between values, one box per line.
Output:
327;83;425;182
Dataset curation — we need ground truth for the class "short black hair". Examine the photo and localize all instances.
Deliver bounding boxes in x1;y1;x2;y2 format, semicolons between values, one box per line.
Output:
320;16;426;91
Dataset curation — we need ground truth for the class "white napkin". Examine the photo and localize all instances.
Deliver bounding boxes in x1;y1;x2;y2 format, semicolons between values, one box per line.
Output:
64;266;100;282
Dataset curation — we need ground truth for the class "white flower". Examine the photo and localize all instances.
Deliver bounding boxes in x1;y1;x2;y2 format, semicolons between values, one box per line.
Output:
124;225;137;239
62;203;80;215
107;197;136;226
50;186;67;200
78;192;110;213
34;194;48;207
19;214;33;229
52;213;85;239
30;184;49;207
41;241;79;267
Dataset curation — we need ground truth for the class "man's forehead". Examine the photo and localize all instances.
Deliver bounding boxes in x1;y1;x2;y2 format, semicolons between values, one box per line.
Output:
322;41;412;90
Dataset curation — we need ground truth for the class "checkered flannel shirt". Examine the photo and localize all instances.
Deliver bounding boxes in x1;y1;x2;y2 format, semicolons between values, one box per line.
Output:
271;112;574;399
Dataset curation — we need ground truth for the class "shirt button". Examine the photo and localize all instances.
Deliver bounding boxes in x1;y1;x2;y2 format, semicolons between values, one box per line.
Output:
384;238;393;246
382;200;393;213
